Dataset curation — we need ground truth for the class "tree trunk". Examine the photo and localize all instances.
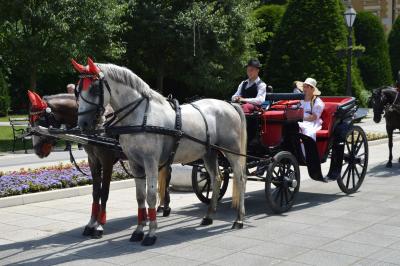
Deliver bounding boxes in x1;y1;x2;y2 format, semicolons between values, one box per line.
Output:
29;65;37;90
156;64;164;93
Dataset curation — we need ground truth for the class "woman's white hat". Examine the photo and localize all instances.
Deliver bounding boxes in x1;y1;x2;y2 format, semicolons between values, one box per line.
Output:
303;78;321;96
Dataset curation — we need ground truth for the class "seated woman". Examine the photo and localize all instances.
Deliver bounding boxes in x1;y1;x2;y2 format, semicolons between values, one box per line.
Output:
298;78;324;141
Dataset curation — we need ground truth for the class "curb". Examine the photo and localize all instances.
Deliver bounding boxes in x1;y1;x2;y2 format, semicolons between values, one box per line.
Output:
0;179;135;209
368;135;400;147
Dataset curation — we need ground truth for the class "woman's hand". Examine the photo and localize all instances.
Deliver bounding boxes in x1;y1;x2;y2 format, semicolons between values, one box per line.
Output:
304;113;317;122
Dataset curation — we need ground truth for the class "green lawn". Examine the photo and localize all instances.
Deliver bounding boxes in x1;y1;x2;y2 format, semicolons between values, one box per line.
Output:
0;126;32;152
0;114;28;122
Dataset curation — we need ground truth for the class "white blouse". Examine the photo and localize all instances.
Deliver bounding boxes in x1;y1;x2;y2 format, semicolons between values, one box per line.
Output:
298;97;325;141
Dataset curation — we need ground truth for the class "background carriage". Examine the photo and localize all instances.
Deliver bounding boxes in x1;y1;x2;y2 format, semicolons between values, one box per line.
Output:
191;94;369;213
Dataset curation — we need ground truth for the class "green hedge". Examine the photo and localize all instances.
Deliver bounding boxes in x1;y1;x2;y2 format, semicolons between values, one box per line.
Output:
253;4;286;67
266;0;366;102
354;11;392;90
389;16;400;81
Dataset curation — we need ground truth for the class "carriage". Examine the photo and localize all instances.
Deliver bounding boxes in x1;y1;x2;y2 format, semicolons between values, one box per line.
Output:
191;93;369;213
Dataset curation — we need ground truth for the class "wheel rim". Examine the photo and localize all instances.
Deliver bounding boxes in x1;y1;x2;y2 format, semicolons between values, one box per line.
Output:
196;167;212;199
193;165;230;203
340;128;368;191
270;159;298;209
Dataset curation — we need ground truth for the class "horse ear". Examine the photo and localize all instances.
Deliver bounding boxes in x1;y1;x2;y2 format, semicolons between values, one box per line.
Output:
87;57;100;75
71;59;86;73
31;91;47;110
27;90;37;106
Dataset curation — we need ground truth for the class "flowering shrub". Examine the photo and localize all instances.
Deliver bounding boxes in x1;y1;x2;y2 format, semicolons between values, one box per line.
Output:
0;161;131;198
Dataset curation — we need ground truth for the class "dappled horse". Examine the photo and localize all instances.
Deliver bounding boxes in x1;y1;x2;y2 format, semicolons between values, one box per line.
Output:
73;58;247;246
370;86;400;167
27;91;172;238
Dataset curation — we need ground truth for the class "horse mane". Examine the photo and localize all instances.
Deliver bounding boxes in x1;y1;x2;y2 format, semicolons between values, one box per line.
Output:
98;63;165;103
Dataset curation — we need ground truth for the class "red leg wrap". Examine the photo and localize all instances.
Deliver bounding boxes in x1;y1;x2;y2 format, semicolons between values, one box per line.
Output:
91;202;100;217
148;208;156;221
98;210;106;225
138;208;147;224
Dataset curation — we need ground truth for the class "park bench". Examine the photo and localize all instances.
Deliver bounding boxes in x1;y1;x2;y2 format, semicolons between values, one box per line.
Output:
9;117;31;153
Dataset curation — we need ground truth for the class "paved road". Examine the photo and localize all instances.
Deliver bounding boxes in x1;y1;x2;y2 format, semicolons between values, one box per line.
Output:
0;148;88;172
1;141;400;265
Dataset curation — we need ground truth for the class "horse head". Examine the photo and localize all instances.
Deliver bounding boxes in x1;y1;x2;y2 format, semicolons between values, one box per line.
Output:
28;91;77;158
371;87;387;123
71;58;109;132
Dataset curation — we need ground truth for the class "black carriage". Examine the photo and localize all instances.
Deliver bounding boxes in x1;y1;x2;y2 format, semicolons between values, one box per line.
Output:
191;94;369;213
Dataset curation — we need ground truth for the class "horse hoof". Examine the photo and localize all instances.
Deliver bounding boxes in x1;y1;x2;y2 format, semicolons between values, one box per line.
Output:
141;235;157;246
130;231;144;242
386;162;393;168
82;226;94;236
163;207;171;217
231;222;243;229
91;229;103;239
200;217;213;226
157;206;164;213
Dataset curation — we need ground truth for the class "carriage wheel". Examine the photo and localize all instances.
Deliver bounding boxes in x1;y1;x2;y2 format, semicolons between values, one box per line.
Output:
265;151;300;214
191;159;230;205
337;125;368;194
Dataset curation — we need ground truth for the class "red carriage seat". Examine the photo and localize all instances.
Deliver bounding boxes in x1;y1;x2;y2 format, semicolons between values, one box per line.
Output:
316;97;352;159
316;103;338;139
261;101;303;147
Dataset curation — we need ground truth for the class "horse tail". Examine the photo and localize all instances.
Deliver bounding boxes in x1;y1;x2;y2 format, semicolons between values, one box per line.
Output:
157;166;169;205
231;103;247;209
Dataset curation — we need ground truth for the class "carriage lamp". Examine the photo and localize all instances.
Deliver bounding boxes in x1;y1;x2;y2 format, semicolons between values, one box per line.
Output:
344;6;357;96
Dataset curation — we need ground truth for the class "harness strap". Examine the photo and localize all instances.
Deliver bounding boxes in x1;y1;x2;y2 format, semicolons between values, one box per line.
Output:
68;145;89;176
164;98;182;167
104;98;145;128
190;103;210;152
142;97;150;127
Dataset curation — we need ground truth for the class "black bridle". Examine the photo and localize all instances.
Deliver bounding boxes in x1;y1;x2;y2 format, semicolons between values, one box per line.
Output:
75;73;111;122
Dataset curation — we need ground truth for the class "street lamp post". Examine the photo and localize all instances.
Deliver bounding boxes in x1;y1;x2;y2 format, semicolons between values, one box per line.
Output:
344;6;357;96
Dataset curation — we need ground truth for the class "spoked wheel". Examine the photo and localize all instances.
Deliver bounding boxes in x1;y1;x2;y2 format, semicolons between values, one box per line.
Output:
337;125;368;194
265;151;300;214
191;156;231;205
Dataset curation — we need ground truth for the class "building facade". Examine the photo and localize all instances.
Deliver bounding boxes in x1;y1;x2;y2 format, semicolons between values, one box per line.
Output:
343;0;400;32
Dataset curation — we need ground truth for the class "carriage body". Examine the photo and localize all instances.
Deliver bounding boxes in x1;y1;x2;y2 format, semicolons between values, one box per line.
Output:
192;94;369;213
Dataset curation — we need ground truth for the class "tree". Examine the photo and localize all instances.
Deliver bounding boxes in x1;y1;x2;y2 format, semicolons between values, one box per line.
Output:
253;4;286;67
124;0;261;99
0;71;10;116
0;0;127;91
267;0;366;102
389;16;400;81
354;11;392;89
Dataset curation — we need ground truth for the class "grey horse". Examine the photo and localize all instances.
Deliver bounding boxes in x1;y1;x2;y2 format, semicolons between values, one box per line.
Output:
73;58;247;246
28;90;171;239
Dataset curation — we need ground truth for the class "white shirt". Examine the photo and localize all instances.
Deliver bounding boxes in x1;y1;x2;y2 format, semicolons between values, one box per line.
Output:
231;77;267;105
298;97;325;141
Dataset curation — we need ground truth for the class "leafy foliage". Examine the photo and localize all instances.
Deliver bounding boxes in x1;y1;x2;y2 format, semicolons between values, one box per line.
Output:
253;4;286;67
266;0;366;101
0;0;128;110
354;11;392;89
124;0;261;99
389;16;400;81
0;70;10;116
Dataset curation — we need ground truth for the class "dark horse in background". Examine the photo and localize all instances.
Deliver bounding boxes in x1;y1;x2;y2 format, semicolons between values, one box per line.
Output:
370;86;400;167
27;91;171;238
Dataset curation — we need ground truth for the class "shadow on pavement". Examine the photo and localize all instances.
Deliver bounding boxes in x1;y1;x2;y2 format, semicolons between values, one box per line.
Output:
367;161;400;178
0;189;346;265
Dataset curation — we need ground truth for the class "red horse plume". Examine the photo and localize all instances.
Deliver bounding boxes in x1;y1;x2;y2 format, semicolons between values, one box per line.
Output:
27;90;47;123
71;57;100;75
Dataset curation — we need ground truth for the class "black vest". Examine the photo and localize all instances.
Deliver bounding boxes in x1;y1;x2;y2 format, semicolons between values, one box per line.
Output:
240;79;262;99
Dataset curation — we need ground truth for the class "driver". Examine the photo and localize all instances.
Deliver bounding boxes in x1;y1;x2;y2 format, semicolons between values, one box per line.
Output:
232;59;267;113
